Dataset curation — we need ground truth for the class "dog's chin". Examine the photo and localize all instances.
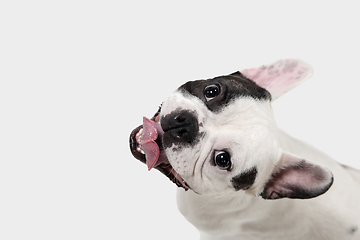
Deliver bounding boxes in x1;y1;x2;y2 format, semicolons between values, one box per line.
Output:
129;106;190;191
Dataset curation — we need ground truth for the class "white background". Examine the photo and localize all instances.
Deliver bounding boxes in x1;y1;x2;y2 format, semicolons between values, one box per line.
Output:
1;1;359;239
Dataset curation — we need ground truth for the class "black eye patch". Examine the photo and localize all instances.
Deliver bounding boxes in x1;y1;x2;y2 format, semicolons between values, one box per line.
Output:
231;167;258;191
178;72;271;112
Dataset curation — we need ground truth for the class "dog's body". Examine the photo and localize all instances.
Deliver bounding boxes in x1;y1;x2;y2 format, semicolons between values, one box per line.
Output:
177;130;360;239
130;59;360;239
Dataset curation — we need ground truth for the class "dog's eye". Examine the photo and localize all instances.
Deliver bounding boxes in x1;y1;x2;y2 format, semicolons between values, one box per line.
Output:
215;151;231;170
203;84;220;101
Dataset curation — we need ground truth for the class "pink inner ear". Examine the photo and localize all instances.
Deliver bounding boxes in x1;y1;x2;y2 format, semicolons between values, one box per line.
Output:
262;153;333;200
241;59;313;100
265;161;323;196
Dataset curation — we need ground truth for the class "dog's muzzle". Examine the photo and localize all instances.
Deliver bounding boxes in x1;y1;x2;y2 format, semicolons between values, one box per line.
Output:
129;106;190;190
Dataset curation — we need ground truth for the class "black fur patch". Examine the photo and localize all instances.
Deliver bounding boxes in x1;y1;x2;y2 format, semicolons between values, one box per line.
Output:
178;72;271;112
231;167;258;191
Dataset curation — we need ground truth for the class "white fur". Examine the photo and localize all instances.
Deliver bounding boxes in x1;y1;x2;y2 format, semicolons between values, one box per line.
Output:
160;89;360;239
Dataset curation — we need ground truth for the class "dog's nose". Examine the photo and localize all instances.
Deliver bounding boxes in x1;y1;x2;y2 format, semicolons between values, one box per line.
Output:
161;110;199;144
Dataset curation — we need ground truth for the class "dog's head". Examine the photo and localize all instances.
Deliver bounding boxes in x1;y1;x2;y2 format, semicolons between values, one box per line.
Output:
129;59;333;199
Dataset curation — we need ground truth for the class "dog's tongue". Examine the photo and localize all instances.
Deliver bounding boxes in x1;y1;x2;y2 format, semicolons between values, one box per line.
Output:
141;117;160;171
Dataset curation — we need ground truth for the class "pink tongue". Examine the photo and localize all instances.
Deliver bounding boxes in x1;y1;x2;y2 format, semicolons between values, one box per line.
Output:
141;117;160;171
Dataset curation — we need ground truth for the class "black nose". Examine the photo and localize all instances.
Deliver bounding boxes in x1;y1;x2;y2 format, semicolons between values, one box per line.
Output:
161;110;199;145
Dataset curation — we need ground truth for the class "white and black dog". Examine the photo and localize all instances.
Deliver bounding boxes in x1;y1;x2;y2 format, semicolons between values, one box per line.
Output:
129;59;360;239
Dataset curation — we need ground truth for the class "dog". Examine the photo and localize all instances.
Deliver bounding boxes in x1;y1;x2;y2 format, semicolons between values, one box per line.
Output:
129;59;360;239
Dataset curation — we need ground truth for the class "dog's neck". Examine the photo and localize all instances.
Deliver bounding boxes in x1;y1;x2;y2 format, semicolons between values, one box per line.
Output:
176;180;307;238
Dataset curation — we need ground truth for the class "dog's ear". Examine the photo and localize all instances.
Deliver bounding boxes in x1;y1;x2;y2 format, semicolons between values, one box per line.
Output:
241;59;313;100
261;152;333;200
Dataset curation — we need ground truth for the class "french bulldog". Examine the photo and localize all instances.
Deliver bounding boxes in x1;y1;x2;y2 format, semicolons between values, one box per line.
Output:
129;59;360;239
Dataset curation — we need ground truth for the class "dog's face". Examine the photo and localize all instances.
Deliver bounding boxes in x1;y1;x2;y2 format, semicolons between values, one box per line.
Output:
130;59;334;199
159;73;278;196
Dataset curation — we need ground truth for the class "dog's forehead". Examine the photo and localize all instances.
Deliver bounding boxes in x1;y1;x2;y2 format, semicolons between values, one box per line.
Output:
177;72;271;112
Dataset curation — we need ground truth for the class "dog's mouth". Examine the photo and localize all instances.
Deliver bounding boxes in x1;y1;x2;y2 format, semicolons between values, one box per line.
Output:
129;106;189;190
